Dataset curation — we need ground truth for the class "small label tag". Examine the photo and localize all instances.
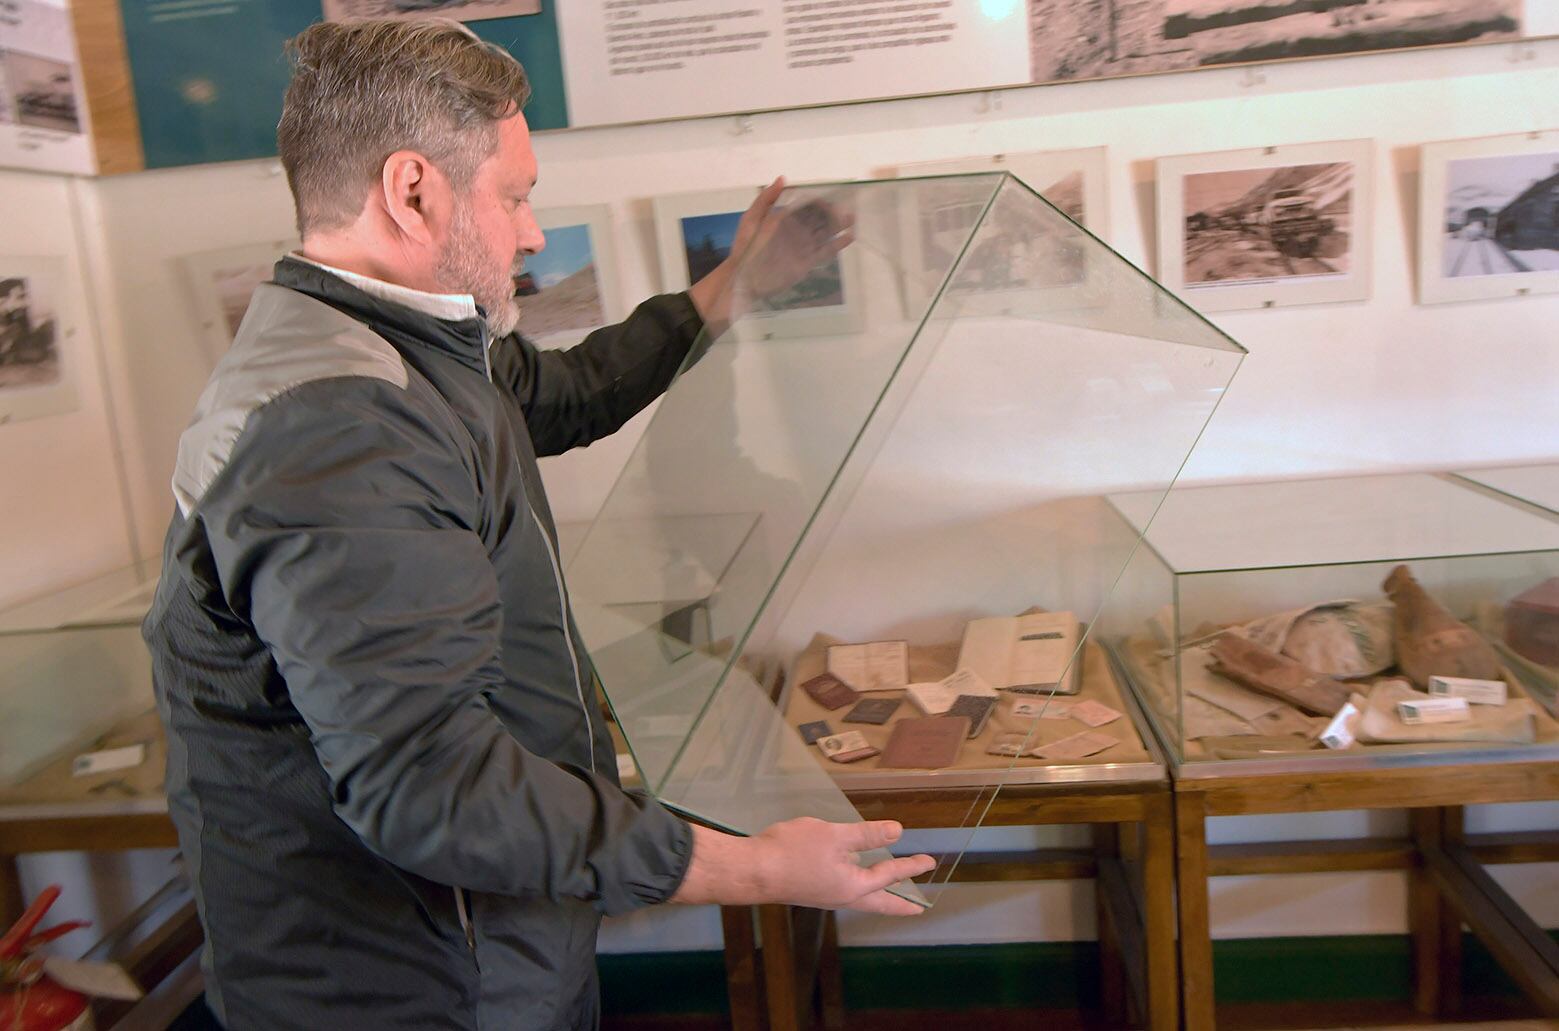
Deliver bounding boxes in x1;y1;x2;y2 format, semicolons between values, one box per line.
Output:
72;744;147;778
1398;696;1471;725
42;957;144;1001
1319;701;1359;750
1068;700;1122;728
615;753;637;780
1427;676;1507;706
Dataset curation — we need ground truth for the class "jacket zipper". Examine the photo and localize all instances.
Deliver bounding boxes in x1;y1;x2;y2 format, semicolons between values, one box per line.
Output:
482;324;596;771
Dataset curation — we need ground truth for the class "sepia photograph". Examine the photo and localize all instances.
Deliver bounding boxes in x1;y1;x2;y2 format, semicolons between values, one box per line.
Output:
1440;150;1559;278
0;257;76;423
4;51;80;134
679;210;845;313
211;262;271;338
1029;0;1522;86
322;0;541;24
515;222;605;338
1157;140;1373;311
1418;131;1559;304
0;275;60;391
179;242;293;365
1181;161;1354;286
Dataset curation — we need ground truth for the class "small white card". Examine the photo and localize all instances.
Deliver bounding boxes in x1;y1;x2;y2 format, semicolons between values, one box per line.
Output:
940;668;997;698
1068;700;1122;728
1427;676;1507;706
42;957;144;1001
1398;696;1471;725
906;681;958;716
615;753;638;780
72;744;147;778
1319;701;1359;750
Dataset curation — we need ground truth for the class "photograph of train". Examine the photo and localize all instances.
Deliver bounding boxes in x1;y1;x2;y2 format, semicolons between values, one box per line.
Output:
1441;150;1559;277
1181;161;1354;287
1028;0;1522;86
3;51;80;134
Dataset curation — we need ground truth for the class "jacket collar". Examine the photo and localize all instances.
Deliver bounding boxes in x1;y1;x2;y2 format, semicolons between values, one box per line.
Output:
272;255;492;375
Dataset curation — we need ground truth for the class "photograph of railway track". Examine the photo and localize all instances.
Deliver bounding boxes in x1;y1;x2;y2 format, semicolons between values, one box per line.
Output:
1441;150;1559;278
1181;161;1354;286
1028;0;1523;86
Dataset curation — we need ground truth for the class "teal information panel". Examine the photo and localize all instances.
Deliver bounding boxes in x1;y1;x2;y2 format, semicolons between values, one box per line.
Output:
118;1;568;169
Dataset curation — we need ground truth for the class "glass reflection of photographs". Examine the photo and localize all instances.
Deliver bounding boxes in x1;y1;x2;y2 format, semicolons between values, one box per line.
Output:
1442;151;1559;278
1181;163;1353;287
516;223;605;337
0;277;60;391
680;211;844;313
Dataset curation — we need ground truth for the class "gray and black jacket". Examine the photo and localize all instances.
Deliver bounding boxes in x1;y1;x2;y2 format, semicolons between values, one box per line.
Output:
144;257;700;1030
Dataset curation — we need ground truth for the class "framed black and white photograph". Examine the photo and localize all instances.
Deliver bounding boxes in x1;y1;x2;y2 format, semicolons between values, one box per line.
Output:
653;187;863;339
1156;139;1373;311
0;256;76;424
879;148;1111;315
322;0;542;23
178;241;294;365
1418;129;1559;304
1028;0;1523;87
3;50;80;134
520;205;624;346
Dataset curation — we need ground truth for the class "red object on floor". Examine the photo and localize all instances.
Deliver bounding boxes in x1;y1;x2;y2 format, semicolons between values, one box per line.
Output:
0;976;91;1030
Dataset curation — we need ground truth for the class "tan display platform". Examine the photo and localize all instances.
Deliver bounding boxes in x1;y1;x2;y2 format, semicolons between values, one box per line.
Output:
784;638;1158;788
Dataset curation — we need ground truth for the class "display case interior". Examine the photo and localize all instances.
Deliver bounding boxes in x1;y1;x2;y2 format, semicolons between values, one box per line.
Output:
565;173;1245;903
0;563;162;813
1102;473;1559;775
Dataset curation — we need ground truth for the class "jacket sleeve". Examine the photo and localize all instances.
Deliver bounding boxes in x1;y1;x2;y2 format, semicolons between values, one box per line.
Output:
200;377;692;914
491;292;705;457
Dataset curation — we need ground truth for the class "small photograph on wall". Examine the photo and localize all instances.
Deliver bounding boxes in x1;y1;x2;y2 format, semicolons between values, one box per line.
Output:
3;51;79;133
321;0;541;23
1028;0;1521;86
178;241;295;366
653;187;862;339
521;205;624;346
1157;140;1373;312
1419;130;1559;304
0;256;77;424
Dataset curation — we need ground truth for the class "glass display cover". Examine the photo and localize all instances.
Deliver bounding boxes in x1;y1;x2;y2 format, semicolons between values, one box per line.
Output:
566;173;1245;905
1455;462;1559;517
1103;473;1559;776
0;563;162;814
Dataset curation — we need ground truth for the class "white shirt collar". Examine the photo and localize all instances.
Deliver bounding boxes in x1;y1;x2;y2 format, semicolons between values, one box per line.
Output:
291;253;480;323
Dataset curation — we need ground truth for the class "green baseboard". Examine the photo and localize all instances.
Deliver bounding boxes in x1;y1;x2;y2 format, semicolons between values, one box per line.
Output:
598;930;1559;1016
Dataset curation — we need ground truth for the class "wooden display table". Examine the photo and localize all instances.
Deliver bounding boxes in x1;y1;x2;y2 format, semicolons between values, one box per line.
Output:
741;645;1181;1031
1172;759;1559;1029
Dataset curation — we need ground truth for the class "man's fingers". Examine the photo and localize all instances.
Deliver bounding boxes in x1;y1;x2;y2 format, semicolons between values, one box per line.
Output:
855;853;937;896
847;889;928;917
840;819;904;852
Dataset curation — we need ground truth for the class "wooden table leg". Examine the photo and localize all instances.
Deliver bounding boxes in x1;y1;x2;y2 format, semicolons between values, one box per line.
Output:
1411;807;1463;1018
1093;823;1128;1027
760;904;806;1031
0;853;22;927
1142;794;1180;1031
1176;792;1216;1031
818;911;846;1031
720;905;765;1031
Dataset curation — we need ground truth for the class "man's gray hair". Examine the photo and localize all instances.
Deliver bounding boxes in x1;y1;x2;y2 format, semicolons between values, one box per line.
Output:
277;19;531;236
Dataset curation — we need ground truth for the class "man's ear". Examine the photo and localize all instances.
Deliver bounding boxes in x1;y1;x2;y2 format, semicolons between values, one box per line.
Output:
380;150;451;246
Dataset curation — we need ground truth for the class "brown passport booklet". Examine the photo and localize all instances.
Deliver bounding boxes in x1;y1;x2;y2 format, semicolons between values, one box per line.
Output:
879;716;971;769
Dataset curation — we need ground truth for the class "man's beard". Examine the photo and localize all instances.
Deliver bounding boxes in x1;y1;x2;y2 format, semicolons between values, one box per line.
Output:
434;199;522;338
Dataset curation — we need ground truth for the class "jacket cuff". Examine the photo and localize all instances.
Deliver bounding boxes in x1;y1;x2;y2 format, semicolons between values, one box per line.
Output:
600;793;694;915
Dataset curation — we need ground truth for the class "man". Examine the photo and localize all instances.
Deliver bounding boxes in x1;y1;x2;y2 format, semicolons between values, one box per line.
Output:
143;17;932;1031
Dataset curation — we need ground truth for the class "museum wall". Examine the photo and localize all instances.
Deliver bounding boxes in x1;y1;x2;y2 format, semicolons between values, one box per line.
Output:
9;35;1559;953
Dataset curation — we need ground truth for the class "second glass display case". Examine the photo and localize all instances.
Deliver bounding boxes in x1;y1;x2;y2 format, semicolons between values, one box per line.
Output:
1102;473;1559;774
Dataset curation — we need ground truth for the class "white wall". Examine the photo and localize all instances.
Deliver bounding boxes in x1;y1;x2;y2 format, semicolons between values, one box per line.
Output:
6;37;1558;956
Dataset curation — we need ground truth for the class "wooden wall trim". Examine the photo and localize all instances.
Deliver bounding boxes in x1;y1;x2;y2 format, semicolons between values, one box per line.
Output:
70;0;145;175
